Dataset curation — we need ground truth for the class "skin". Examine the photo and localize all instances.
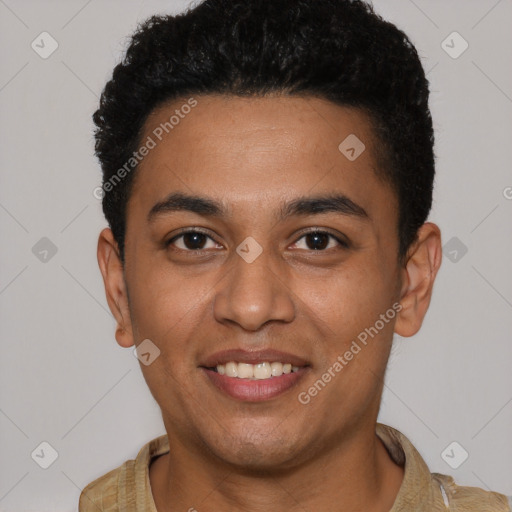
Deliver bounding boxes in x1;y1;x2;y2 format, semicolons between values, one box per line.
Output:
97;94;442;512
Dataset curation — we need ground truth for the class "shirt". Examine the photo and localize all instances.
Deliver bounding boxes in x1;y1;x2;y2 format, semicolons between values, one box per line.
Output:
79;422;512;511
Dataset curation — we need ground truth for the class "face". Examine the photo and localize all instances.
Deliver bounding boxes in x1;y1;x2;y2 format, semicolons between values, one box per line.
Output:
98;94;440;471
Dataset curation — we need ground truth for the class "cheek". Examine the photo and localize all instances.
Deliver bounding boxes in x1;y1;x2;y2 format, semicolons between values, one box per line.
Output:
128;255;215;337
130;270;208;407
303;265;396;407
302;262;394;339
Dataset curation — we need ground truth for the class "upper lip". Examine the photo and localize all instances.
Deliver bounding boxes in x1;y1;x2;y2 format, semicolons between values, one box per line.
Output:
199;349;309;368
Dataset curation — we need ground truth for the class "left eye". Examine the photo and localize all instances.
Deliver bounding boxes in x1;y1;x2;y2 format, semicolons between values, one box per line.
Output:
291;231;347;251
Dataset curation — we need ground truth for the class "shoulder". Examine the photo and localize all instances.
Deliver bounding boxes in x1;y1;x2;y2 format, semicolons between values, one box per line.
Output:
432;472;511;512
376;423;511;511
78;434;169;511
78;459;135;512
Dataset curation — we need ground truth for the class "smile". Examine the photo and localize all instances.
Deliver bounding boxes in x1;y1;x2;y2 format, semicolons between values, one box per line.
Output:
212;361;300;379
201;363;308;402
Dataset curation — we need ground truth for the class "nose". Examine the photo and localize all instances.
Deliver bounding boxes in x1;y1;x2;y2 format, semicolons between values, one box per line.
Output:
213;247;295;331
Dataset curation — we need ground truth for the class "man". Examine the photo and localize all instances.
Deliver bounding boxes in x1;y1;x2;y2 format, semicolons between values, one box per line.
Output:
80;0;511;510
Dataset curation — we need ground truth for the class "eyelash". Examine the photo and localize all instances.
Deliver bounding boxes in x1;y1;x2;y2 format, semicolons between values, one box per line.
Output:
165;228;349;253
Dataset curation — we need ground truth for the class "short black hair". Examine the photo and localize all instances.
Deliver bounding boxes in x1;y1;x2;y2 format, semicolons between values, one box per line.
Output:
93;0;435;265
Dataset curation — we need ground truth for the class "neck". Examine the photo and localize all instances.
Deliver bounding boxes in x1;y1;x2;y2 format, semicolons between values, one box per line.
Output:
150;422;404;512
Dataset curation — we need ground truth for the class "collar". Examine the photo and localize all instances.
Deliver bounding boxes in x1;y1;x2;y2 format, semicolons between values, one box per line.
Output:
133;422;447;511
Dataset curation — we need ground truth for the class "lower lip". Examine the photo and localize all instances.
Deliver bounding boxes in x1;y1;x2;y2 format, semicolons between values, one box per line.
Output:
201;367;308;402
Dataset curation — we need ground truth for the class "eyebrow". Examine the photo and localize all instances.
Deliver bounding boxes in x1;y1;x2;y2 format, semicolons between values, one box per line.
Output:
147;192;369;223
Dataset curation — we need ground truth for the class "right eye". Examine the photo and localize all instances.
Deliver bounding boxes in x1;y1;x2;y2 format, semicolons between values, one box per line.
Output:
166;229;222;252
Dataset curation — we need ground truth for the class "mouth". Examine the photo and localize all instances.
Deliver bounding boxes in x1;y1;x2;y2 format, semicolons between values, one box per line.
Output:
199;349;310;402
207;361;302;378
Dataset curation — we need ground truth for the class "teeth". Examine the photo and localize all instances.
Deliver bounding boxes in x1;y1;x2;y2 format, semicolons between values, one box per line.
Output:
214;361;302;379
270;362;283;376
238;363;254;378
254;362;271;379
225;361;238;377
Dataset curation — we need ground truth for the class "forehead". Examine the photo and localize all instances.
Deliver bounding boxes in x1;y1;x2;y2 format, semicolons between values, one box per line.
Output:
128;94;394;222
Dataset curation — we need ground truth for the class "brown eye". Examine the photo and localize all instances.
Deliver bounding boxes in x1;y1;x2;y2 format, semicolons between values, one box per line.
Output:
292;230;348;251
166;230;219;251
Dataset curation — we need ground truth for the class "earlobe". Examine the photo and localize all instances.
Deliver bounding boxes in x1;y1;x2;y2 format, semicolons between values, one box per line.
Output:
97;228;135;348
394;222;442;338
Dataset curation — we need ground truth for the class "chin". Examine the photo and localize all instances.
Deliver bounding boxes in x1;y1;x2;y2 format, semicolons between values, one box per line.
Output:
204;427;307;472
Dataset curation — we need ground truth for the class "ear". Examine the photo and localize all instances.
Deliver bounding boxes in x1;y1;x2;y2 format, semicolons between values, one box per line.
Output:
97;227;134;348
394;222;442;337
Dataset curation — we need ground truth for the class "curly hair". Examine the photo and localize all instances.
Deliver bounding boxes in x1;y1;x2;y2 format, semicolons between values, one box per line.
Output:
93;0;435;265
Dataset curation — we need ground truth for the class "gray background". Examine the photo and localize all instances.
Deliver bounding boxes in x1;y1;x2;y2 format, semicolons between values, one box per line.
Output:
0;0;511;510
